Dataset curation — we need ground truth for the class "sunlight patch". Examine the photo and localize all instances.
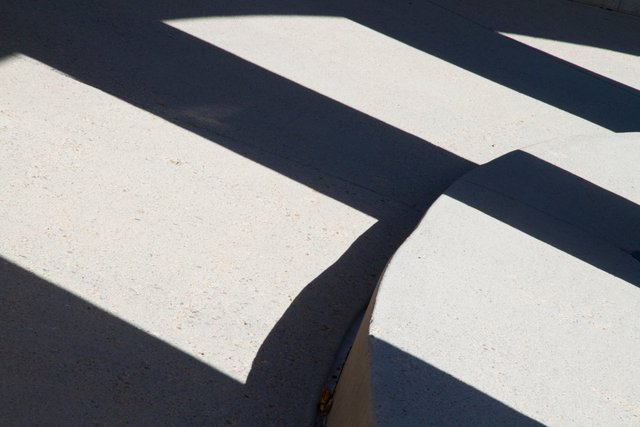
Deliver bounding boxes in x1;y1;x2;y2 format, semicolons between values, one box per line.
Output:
0;54;375;383
499;32;640;91
163;15;608;163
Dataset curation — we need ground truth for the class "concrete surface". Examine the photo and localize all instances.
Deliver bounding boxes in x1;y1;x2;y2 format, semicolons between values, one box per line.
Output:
329;134;640;425
574;0;640;16
0;0;639;424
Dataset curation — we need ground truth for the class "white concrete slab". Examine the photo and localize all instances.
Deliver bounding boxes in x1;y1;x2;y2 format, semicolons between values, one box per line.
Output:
331;134;640;425
1;0;639;424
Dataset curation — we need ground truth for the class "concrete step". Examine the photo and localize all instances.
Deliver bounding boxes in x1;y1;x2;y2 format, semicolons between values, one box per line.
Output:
329;133;640;426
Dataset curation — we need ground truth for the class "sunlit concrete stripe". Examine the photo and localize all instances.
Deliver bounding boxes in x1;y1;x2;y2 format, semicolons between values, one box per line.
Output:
498;33;640;92
330;134;640;425
164;15;610;165
0;54;376;384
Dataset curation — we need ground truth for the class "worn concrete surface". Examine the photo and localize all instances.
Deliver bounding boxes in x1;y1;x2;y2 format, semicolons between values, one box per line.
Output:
332;134;640;426
1;0;639;424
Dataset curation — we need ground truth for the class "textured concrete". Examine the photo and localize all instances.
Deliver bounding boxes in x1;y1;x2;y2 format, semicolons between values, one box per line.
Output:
331;134;640;425
1;0;639;424
573;0;640;16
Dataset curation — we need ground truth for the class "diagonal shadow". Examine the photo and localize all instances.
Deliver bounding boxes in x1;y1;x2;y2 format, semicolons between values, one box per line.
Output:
26;0;636;133
1;0;639;423
0;1;474;423
418;0;640;57
359;151;640;424
1;256;545;424
1;0;472;216
346;0;640;132
0;257;241;424
72;0;640;58
448;151;640;286
2;0;638;215
370;338;543;426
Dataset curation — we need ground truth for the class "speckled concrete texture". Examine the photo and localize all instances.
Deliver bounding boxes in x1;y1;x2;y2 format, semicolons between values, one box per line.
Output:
331;134;640;426
1;0;639;424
